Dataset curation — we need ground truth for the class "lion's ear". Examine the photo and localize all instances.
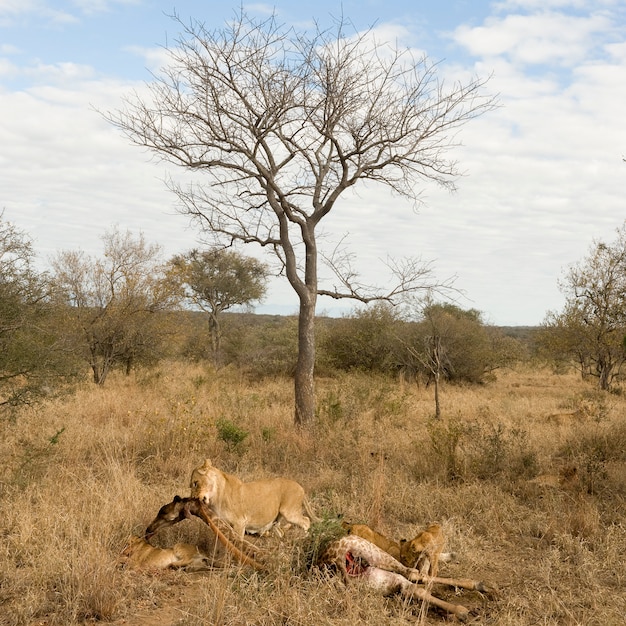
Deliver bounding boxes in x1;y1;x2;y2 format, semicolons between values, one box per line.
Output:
195;459;211;475
174;495;182;502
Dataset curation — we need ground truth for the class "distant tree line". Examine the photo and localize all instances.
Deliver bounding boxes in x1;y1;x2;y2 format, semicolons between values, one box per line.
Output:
318;302;525;385
0;217;272;411
5;213;626;418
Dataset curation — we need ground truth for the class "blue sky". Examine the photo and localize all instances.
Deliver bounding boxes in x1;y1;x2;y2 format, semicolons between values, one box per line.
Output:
1;0;626;325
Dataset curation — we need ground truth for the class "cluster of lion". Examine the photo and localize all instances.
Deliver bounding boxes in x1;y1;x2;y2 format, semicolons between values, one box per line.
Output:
119;459;496;622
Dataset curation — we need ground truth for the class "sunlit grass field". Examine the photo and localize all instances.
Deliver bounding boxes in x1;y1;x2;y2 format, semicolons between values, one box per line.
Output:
2;363;626;625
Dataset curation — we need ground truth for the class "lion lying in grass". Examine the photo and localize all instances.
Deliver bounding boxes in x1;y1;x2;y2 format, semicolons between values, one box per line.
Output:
119;535;210;571
189;459;315;537
145;496;267;570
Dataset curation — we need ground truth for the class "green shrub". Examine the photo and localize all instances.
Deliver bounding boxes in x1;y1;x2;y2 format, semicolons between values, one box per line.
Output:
215;418;249;451
467;421;538;481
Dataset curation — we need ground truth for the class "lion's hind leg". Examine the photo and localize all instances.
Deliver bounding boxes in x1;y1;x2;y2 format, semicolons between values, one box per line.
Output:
279;508;311;533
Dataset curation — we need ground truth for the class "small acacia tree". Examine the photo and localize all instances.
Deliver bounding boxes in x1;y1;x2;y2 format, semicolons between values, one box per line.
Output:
541;223;626;390
52;228;179;384
107;11;495;425
169;248;268;364
405;302;523;417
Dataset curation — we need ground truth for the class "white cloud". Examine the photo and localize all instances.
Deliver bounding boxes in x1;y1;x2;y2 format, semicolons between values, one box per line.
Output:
0;43;20;54
0;0;78;25
0;0;135;22
453;11;611;66
0;57;18;78
123;45;171;74
28;61;96;83
414;2;626;323
2;1;626;325
0;70;195;269
244;4;279;16
71;0;141;15
0;0;38;15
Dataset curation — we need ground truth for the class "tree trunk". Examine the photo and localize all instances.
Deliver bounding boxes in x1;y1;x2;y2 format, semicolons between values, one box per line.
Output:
208;312;221;367
433;369;441;419
89;342;113;385
598;355;612;391
294;291;316;426
433;336;442;419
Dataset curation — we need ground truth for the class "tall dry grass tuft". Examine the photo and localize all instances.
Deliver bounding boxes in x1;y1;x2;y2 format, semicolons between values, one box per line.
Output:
1;363;626;624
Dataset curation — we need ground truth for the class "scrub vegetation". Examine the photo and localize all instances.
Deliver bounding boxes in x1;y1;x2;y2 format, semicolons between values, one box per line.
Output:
2;363;626;625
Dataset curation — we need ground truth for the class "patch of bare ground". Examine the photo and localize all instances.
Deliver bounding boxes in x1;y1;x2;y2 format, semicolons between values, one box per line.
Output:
3;364;626;625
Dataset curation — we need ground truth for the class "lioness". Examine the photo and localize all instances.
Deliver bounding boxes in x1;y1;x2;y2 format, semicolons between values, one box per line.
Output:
189;459;314;537
528;465;579;489
341;521;402;560
342;520;448;574
399;523;445;576
119;535;210;571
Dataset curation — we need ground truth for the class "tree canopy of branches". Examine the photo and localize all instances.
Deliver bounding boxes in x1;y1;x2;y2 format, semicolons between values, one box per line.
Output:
0;214;78;411
51;228;179;385
107;11;495;425
169;248;268;363
540;223;626;390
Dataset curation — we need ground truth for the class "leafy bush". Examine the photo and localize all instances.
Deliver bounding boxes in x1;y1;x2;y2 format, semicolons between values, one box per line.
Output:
320;303;404;374
216;418;249;451
222;314;298;377
558;420;626;493
427;415;470;481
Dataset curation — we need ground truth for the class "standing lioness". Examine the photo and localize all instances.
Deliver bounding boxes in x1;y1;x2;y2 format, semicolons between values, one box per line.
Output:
189;459;314;537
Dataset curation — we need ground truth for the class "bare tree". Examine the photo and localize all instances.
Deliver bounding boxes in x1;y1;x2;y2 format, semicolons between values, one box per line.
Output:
106;12;495;425
52;228;178;384
407;302;453;420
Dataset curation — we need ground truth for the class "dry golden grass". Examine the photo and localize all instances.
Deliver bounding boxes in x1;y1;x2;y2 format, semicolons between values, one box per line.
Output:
2;363;626;625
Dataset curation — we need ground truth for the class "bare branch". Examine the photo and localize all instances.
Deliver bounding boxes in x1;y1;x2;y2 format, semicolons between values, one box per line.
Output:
319;246;456;304
104;9;495;424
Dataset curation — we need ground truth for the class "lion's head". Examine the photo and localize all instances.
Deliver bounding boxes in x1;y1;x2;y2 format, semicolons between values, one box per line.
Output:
190;459;219;505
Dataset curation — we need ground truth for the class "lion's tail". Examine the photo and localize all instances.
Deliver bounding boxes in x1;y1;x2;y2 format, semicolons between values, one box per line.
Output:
303;496;319;523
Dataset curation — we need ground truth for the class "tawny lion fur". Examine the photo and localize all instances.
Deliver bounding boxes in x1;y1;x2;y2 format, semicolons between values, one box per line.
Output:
399;523;445;576
145;496;266;570
189;459;314;537
341;521;402;560
341;521;447;574
119;535;209;571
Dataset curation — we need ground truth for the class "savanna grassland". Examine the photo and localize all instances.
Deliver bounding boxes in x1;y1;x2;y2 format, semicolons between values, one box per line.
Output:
2;363;626;626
